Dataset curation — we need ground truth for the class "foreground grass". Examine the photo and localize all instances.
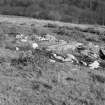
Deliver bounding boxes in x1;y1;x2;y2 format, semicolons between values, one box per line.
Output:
0;15;105;105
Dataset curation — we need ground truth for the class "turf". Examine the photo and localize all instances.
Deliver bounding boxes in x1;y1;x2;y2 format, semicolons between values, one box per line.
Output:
0;15;105;105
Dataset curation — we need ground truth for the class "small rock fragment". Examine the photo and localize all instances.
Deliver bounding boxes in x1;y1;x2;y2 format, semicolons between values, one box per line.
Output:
16;34;24;39
79;61;87;66
16;35;21;39
16;47;19;51
64;54;78;62
32;43;38;49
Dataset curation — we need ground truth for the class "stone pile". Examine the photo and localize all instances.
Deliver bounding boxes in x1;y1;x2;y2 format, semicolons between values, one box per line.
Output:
15;33;105;70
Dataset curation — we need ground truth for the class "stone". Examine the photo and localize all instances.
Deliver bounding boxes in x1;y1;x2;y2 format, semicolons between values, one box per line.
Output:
89;60;99;69
32;43;38;49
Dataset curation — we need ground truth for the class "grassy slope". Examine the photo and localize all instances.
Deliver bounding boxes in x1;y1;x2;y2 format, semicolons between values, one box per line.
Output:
0;15;105;105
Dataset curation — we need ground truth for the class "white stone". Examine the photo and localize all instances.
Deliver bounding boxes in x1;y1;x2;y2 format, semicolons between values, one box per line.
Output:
16;34;24;39
16;35;21;39
20;34;24;37
16;47;19;51
35;36;46;41
81;61;87;66
32;43;38;49
89;61;99;69
53;53;65;61
40;37;46;41
49;59;56;63
64;54;78;62
21;39;27;42
75;42;83;47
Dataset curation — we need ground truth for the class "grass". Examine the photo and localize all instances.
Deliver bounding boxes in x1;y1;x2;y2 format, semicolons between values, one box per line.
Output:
0;15;105;105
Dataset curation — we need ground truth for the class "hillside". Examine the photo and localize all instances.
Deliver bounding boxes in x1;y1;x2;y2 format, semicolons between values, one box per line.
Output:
0;15;105;105
0;0;105;25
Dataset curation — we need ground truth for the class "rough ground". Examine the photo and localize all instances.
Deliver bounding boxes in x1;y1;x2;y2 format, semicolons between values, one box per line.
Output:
0;15;105;105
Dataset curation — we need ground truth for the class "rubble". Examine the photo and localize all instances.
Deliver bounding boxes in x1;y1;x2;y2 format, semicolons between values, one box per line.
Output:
47;52;78;63
52;53;65;62
16;34;28;43
41;39;101;68
21;36;28;42
35;35;46;41
47;41;83;53
16;33;39;50
14;33;103;69
75;54;93;66
16;34;24;39
34;34;57;42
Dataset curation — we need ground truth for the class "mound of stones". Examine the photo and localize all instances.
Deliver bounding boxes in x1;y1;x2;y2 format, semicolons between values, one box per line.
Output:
14;33;105;70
